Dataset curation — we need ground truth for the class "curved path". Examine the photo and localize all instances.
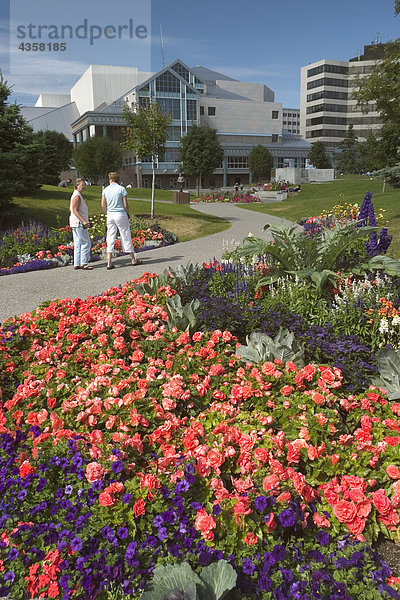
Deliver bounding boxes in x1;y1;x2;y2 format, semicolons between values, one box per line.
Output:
0;203;293;323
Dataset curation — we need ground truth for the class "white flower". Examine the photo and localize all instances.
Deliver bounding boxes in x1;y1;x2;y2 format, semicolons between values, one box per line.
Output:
392;315;400;326
379;318;389;334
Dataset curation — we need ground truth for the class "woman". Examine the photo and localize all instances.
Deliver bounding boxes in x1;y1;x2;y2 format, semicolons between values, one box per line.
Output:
101;171;142;270
69;178;93;270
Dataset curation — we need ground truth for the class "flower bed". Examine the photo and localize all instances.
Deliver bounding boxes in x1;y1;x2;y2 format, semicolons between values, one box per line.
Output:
0;217;178;277
0;275;400;599
192;192;260;203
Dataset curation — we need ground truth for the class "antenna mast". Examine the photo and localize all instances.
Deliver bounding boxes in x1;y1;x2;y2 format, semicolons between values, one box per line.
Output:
160;24;165;68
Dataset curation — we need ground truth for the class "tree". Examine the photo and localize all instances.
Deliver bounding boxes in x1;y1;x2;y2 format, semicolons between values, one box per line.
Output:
180;125;224;195
372;148;400;188
335;125;365;174
73;135;122;185
248;145;273;181
0;74;41;213
308;141;331;169
34;130;73;185
353;39;400;125
123;102;171;218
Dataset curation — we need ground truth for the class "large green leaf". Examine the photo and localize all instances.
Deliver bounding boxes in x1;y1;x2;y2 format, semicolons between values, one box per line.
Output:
198;560;237;600
373;347;400;400
236;329;305;366
139;563;201;600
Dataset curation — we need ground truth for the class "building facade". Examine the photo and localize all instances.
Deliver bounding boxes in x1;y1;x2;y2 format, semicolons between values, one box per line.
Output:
300;44;385;151
23;60;311;188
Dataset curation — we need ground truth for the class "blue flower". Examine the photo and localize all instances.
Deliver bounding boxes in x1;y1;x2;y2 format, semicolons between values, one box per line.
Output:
316;530;330;546
70;537;82;551
117;527;128;539
111;461;123;473
254;495;268;512
242;558;255;575
278;509;296;528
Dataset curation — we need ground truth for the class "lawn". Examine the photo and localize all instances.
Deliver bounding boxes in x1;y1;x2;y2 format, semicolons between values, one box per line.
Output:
10;185;230;243
239;175;400;257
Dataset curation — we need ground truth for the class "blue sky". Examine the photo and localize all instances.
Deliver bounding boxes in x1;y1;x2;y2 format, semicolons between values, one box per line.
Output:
1;0;399;108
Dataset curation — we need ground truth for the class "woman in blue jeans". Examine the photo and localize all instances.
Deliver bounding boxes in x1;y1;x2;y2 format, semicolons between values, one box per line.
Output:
69;178;93;270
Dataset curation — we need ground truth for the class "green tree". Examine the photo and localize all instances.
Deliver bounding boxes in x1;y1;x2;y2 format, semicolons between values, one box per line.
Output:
308;141;331;169
180;125;223;195
372;148;400;188
73;135;122;185
248;145;273;181
0;74;41;214
123;102;171;218
335;125;365;174
353;39;400;125
35;130;73;185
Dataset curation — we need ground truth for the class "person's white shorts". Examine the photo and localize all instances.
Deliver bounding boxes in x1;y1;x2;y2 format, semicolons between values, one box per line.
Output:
106;212;135;253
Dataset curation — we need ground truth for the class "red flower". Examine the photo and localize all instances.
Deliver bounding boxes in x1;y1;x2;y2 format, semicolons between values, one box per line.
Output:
98;492;115;507
85;462;104;483
194;508;216;541
133;499;146;517
371;489;391;515
244;532;258;545
332;500;357;523
386;464;400;479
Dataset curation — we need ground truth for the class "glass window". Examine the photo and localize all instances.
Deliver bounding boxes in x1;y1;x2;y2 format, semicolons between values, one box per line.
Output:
272;110;279;119
156;71;181;93
227;156;248;168
272;134;278;142
171;62;189;81
187;99;197;120
157;98;181;119
307;77;349;90
208;106;216;116
200;106;204;116
307;64;348;77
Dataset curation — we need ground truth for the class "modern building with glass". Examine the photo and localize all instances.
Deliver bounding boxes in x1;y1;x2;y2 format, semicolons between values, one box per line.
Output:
23;60;311;188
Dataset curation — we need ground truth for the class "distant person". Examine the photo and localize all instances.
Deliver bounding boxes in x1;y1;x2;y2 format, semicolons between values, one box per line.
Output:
69;178;93;270
58;178;72;188
101;171;143;270
234;182;239;193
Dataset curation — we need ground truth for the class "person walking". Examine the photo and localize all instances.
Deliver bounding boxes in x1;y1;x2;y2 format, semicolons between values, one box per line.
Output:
69;178;93;270
101;172;142;270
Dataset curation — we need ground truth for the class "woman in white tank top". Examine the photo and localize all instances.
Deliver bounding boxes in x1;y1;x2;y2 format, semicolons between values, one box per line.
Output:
69;178;93;270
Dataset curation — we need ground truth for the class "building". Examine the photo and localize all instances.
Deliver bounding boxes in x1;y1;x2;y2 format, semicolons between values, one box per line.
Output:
283;108;300;134
300;43;385;152
22;60;311;188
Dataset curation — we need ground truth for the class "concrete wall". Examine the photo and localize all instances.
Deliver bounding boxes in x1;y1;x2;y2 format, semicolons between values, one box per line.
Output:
275;167;335;184
70;65;153;115
200;97;282;136
215;80;274;102
35;94;71;107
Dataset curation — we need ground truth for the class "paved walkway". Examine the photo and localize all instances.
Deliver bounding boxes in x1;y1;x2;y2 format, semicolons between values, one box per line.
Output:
0;203;292;323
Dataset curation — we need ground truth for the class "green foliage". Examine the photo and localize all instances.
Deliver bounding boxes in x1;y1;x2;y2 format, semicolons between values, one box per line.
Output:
166;295;200;332
248;145;273;180
34;130;73;185
180;125;224;193
0;73;42;213
236;328;305;366
308;141;331;169
373;347;400;400
353;38;400;127
139;561;237;600
123;101;172;217
73;135;123;184
372;147;400;188
236;221;376;292
335;125;365;175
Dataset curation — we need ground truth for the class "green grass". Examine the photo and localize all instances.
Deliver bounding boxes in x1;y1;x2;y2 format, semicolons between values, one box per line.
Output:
239;175;400;257
10;185;230;243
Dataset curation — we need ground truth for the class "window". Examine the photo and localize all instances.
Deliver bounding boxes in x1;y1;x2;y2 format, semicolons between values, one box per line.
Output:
307;77;349;90
208;106;216;116
307;90;348;102
306;103;347;114
272;110;279;119
186;99;197;120
227;156;248;168
171;62;189;81
200;106;204;116
307;64;348;77
156;71;181;93
272;134;278;142
157;98;181;119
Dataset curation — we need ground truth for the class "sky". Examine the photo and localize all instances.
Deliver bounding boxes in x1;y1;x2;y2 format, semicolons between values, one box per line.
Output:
0;0;399;109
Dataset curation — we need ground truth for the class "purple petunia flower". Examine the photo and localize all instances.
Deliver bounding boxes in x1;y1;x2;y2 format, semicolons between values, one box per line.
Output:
278;509;296;528
122;493;132;504
70;537;82;551
157;527;168;541
242;558;255;575
254;495;268;512
316;531;330;546
117;527;128;539
111;461;123;473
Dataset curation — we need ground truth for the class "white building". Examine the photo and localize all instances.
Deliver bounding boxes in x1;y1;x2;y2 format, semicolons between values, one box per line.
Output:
300;44;384;151
22;60;310;188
